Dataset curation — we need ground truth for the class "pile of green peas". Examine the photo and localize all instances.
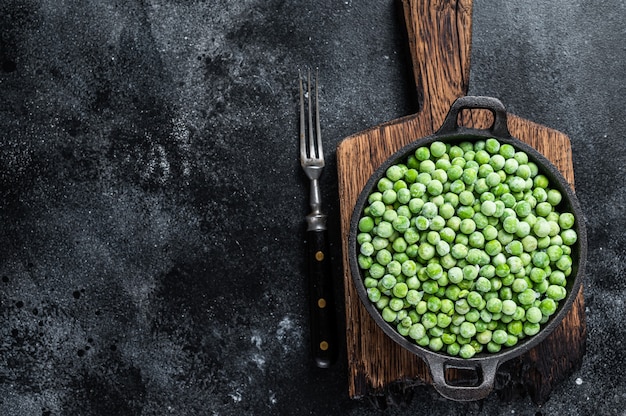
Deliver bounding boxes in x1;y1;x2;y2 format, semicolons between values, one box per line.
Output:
356;138;578;359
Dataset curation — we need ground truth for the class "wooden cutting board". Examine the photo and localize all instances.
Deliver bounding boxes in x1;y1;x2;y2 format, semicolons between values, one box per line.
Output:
336;0;586;404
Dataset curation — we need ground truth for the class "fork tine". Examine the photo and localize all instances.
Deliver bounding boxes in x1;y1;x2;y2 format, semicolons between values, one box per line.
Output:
299;72;306;161
314;69;323;161
307;70;316;159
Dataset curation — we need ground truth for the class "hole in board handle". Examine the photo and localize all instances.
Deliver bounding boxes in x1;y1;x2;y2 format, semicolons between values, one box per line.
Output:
458;108;495;131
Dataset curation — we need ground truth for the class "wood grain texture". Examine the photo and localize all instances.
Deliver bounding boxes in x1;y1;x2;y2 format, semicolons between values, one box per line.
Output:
336;0;586;404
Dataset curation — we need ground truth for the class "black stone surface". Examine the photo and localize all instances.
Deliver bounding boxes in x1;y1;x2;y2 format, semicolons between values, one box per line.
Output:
0;1;623;415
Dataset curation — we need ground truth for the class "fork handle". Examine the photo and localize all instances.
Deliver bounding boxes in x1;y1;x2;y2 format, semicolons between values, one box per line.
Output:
307;227;338;368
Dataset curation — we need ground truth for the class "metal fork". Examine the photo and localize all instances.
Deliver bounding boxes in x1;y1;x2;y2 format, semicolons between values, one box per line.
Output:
299;70;337;368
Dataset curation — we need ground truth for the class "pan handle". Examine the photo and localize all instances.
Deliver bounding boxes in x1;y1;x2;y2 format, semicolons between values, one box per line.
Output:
426;356;499;402
437;96;510;138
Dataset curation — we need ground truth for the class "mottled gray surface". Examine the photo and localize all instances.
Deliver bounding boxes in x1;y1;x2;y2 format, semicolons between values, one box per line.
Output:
0;0;623;415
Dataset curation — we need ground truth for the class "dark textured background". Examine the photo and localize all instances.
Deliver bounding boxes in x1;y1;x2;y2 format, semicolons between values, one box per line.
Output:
1;1;624;415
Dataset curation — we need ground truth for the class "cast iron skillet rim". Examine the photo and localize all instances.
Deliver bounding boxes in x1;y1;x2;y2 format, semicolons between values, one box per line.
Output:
348;100;587;396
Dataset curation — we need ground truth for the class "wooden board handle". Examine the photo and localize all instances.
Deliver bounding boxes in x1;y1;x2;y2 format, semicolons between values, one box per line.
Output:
400;0;473;130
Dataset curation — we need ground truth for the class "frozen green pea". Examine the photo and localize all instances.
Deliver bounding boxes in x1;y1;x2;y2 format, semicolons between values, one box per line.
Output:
376;249;393;266
505;240;524;256
428;337;444;352
516;164;531;180
462;265;479;281
562;229;578;246
448;267;464;284
532;251;550;268
358;216;375;232
503;334;518;347
386;165;404;182
382;189;397;205
497;143;514;158
556;255;573;271
422;312;438;329
451;243;469;260
357;232;372;245
430;215;446;231
420;159;436;174
540;298;557;316
514;201;532;218
397;188;412;205
382;209;397;223
377;177;394;192
558;213;575;230
523;322;541;336
364;277;378;288
474;178;490;194
458;343;476;359
492;329;508;345
372;236;389;251
360;242;375;256
404;227;420;245
392;215;411;233
460;322;477;339
533;219;551;237
504;158;519;174
369;263;385;278
447;163;465;181
382;307;397;322
392;282;409;298
460;218;476;234
455;299;471;315
420;202;437;219
389;297;405;312
404;168;418;184
386;261;401;276
467;291;484;308
381;274;397;290
518;288;537;306
547;189;562;206
436;240;451;256
415;146;430;161
533;187;548;202
358;254;373;270
427;179;443;196
526;306;542;324
534;174;549;189
369;201;386;217
427;296;442;313
469;232;485;248
409;183;426;199
511;278;528;293
480;200;497;216
406;289;422;305
427;141;446;157
501;299;517;315
422;281;439;295
426;263;443;280
417;242;435;261
376;222;394;239
529;267;547;283
508;176;526;193
485;138;500;154
367;287;382;302
507;320;523;336
515;221;531;238
401;260;418;277
490;154;506;171
485;297;502;313
415;216;430;231
549;270;566;286
439;203;456;219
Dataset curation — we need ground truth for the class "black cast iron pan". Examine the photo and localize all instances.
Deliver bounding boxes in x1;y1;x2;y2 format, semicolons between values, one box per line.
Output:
348;95;587;401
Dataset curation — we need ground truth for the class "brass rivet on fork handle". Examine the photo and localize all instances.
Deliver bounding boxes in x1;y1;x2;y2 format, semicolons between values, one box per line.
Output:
299;69;338;368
